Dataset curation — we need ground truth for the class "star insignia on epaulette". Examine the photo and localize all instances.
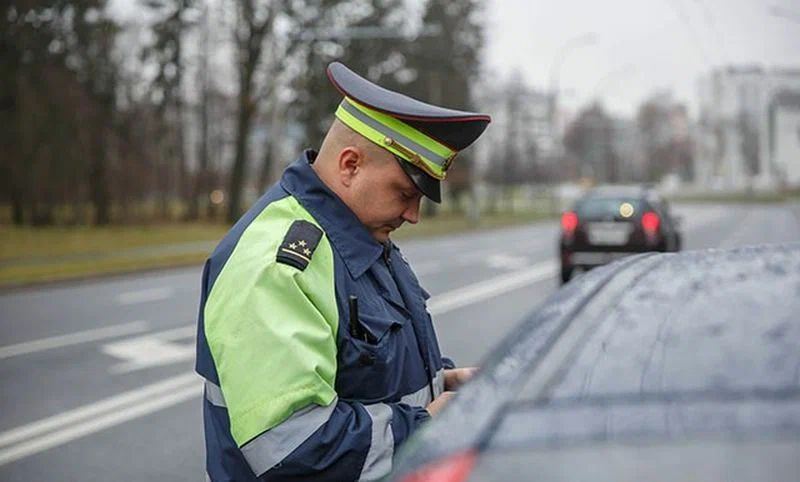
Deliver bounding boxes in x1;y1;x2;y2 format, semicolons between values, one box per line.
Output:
276;220;323;271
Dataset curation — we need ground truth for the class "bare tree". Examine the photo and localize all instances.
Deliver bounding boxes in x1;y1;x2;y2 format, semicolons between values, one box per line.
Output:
409;0;485;212
564;104;618;182
5;1;119;225
227;1;278;223
637;96;694;182
141;0;196;220
188;0;211;220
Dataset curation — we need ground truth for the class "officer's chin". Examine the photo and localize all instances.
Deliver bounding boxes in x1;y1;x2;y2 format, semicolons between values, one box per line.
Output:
370;230;390;243
372;226;396;242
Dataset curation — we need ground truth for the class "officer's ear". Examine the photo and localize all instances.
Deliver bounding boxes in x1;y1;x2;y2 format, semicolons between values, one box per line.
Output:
337;146;365;188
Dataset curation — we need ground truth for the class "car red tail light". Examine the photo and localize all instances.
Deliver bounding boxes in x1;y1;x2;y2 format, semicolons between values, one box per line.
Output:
399;450;478;482
642;211;660;233
561;211;579;234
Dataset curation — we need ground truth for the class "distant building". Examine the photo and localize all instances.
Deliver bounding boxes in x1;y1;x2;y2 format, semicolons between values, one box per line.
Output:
697;66;800;189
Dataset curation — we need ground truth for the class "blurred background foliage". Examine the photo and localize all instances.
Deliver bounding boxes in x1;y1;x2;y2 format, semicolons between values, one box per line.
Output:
1;0;485;227
3;0;798;234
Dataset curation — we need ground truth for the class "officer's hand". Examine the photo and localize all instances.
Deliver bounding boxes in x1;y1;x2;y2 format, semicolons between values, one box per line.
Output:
426;391;456;417
444;367;477;391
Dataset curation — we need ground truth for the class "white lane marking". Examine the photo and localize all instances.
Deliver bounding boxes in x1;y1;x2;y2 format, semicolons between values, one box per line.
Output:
0;383;201;467
411;248;535;277
413;261;443;276
0;321;150;360
485;254;529;270
0;372;198;464
0;383;200;467
149;324;196;340
102;325;196;374
0;262;557;463
428;261;557;315
116;287;175;305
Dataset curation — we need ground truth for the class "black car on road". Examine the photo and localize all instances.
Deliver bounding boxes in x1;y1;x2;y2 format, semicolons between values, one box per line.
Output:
386;243;800;482
559;186;682;284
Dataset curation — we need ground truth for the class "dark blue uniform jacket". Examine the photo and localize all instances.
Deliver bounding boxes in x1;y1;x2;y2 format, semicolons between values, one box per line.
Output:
195;151;452;481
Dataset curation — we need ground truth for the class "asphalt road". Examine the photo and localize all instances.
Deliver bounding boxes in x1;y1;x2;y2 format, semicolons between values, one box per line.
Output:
1;202;799;481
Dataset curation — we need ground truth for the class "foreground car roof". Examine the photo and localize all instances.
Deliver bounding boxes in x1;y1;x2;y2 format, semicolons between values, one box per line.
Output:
388;243;800;482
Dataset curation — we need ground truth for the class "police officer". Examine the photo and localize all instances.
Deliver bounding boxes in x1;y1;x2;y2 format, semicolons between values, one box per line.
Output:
195;62;491;481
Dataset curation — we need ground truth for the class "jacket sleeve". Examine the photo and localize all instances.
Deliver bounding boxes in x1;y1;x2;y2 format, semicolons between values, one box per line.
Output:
258;398;429;481
204;234;429;481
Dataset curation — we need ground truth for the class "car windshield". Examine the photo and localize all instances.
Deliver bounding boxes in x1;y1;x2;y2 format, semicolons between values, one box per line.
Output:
574;197;644;220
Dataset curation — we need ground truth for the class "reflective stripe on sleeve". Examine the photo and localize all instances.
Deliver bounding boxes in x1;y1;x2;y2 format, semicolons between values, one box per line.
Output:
204;379;226;407
399;386;429;407
399;369;445;407
240;399;338;477
433;369;445;398
359;403;395;481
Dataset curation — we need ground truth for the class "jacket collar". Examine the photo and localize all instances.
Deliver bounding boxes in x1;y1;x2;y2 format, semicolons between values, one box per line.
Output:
280;150;384;278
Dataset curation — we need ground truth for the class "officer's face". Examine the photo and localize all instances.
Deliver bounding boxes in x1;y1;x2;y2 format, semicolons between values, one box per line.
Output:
350;152;423;242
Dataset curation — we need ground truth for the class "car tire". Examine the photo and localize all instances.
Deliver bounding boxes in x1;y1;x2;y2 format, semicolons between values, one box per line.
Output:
560;266;573;285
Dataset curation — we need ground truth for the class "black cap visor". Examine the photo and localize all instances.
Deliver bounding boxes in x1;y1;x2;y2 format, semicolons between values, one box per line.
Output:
395;156;441;203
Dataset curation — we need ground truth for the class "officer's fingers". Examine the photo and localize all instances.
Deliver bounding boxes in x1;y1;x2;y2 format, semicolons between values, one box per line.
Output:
425;391;456;417
444;367;478;391
457;367;478;384
443;369;459;390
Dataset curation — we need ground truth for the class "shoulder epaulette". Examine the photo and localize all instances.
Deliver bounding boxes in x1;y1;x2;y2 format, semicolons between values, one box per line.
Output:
276;220;323;270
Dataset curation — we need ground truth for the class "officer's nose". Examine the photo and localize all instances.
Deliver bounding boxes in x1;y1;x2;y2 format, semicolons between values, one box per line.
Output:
402;196;421;224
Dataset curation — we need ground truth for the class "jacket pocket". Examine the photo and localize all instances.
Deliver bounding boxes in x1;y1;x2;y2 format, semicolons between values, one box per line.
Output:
355;312;403;345
337;311;407;403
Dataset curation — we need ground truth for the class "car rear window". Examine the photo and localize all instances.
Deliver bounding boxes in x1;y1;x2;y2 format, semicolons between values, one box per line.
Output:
574;197;644;221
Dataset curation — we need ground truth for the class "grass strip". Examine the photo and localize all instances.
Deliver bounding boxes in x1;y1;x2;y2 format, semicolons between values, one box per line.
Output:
0;210;554;288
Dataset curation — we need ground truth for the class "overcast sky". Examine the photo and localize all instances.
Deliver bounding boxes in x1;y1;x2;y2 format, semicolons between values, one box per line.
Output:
484;0;800;118
108;0;800;119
